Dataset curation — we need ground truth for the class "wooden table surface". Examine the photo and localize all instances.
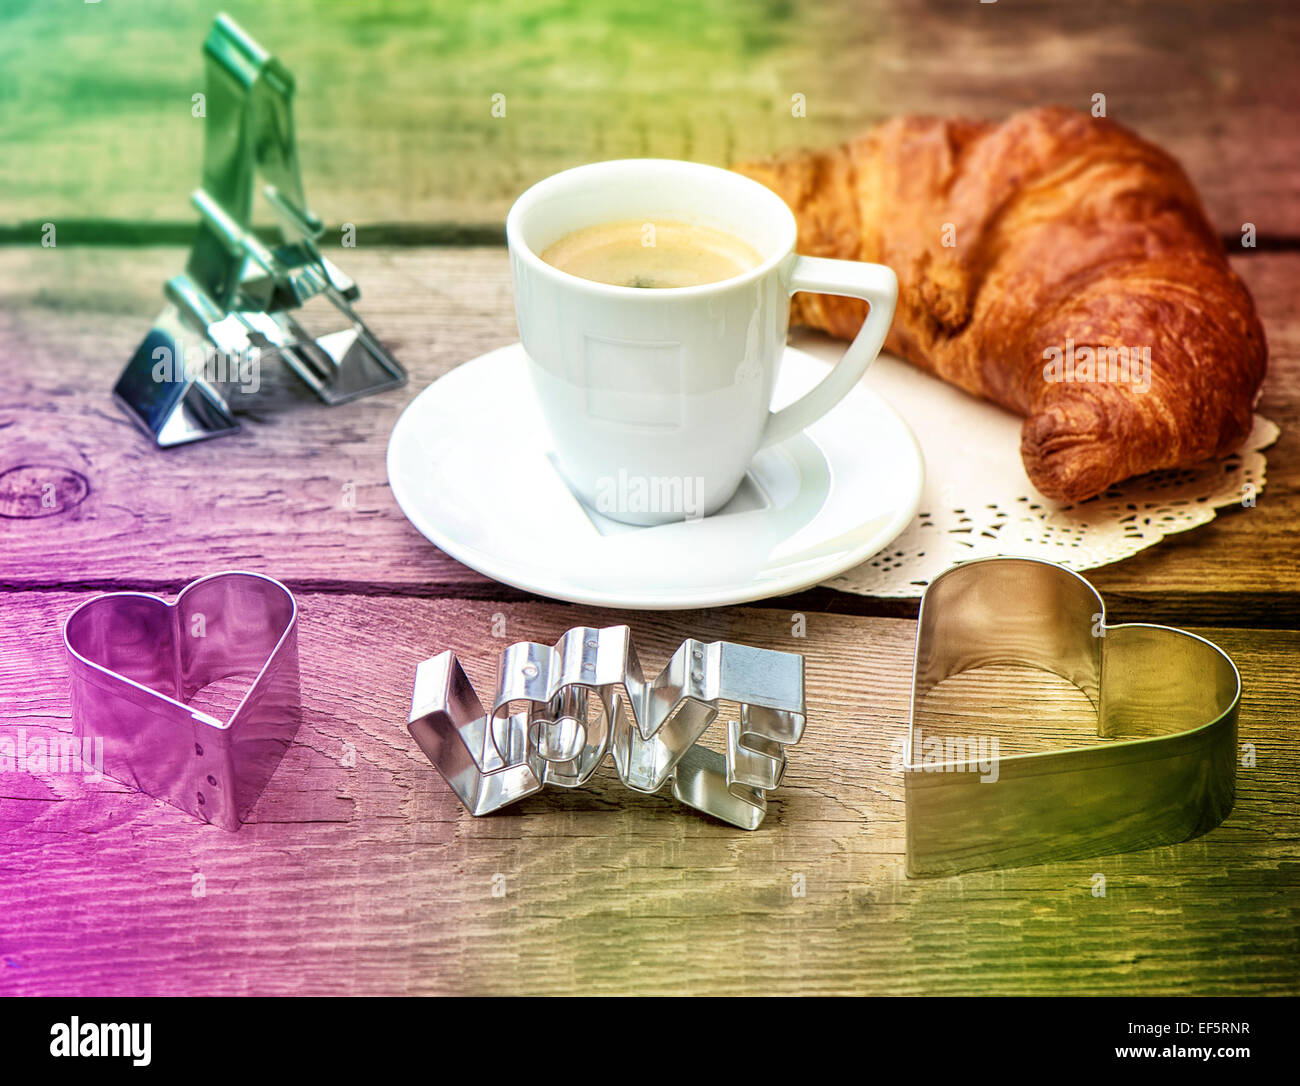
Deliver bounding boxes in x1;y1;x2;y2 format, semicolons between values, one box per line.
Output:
1;0;1296;996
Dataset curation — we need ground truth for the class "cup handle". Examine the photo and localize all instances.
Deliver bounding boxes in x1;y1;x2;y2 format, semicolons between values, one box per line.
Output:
759;255;898;448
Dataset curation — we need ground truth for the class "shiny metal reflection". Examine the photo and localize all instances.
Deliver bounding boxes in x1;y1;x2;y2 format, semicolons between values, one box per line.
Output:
114;14;404;447
63;572;302;830
905;557;1239;876
407;627;806;829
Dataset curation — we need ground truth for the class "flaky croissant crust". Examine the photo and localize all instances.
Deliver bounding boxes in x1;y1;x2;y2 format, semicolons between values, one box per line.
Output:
736;107;1267;502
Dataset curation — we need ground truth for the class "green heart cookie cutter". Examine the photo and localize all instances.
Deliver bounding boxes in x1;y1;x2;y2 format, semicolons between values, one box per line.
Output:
904;557;1240;877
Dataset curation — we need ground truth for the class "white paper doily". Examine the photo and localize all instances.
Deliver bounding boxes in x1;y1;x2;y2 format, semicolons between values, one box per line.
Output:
789;332;1280;599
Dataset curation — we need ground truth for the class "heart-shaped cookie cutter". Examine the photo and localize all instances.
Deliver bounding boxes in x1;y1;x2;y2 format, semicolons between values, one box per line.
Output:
904;557;1240;876
407;626;806;828
63;571;301;830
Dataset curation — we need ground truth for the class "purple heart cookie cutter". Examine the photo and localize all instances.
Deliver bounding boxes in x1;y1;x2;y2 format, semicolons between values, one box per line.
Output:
62;571;301;830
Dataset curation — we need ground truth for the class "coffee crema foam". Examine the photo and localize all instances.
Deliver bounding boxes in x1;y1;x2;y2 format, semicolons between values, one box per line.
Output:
540;219;762;288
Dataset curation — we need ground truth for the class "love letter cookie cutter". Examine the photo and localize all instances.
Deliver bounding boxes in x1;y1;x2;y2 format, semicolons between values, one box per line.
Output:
407;627;806;829
904;557;1239;876
63;572;301;830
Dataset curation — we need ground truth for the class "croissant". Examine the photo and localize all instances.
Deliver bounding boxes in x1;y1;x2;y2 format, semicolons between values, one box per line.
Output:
735;107;1267;502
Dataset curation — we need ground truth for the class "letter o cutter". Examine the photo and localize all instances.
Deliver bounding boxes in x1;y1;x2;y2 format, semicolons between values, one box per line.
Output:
904;557;1239;876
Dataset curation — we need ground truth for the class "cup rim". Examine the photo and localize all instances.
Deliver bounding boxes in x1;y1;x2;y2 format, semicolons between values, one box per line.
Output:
504;158;798;298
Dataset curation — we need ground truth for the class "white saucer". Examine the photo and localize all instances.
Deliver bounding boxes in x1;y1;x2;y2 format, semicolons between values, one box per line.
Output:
386;343;924;609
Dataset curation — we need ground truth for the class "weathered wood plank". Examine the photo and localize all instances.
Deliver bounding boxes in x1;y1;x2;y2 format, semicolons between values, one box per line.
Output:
0;592;1295;995
1;0;1297;236
1;247;1295;624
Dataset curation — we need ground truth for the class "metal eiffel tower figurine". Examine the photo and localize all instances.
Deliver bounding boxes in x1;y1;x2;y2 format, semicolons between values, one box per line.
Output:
114;14;406;446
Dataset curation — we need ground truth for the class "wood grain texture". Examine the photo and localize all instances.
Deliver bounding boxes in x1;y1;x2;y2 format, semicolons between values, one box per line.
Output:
0;592;1295;996
0;246;1294;624
2;0;1297;237
1;0;1295;1003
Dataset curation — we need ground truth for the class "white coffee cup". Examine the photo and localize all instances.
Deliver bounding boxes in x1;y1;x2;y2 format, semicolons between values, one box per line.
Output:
507;158;897;526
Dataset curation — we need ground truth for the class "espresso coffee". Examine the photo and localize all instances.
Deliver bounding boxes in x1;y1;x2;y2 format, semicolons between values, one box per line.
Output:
540;219;762;288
